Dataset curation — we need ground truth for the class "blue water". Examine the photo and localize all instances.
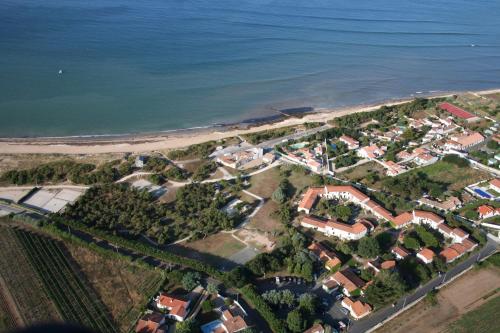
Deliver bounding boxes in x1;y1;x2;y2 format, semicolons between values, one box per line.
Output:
1;0;500;137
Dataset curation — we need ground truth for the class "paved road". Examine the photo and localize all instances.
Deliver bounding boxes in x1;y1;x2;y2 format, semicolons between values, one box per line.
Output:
349;238;498;333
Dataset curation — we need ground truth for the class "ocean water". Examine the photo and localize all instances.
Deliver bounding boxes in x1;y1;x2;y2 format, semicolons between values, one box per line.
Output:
1;0;500;137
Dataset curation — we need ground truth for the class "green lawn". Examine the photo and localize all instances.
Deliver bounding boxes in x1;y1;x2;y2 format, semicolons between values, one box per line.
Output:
445;295;500;333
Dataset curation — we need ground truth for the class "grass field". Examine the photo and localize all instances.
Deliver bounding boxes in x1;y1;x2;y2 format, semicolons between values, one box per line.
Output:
338;161;385;184
66;244;165;333
248;167;281;198
0;226;61;328
445;295;500;333
13;228;118;333
368;160;490;193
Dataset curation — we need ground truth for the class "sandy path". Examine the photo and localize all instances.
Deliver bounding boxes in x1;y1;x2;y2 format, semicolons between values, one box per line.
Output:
376;267;500;333
3;88;499;155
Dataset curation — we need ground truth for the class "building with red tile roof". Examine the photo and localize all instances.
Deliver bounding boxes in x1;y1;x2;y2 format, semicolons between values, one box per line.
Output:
136;312;167;333
413;210;445;228
332;269;366;296
417;248;435;264
490;179;500;193
298;187;323;214
477;205;500;219
391;246;411;260
341;297;372;320
339;135;360;150
439;102;478;121
301;216;368;240
392;212;413;228
308;242;342;270
358;145;386;159
445;132;485;151
440;247;461;263
303;324;325;333
155;293;190;322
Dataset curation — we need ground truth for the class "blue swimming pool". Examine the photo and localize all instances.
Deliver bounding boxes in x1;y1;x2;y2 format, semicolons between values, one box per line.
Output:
474;188;492;199
201;320;223;333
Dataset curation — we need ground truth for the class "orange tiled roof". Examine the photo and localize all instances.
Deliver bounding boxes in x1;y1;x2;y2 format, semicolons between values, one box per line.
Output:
452;227;468;238
339;135;359;146
449;243;466;255
477;205;495;216
136;312;165;333
418;248;435;261
342;297;372;318
303;324;324;333
298;187;323;211
302;216;327;229
222;310;248;333
381;260;396;270
392;246;410;258
326;220;367;234
461;238;477;251
490;178;500;188
393;212;413;226
157;294;189;319
324;185;370;202
440;248;460;262
414;210;444;223
332;269;366;293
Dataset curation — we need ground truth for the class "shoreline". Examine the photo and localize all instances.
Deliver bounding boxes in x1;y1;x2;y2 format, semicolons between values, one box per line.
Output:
1;87;499;155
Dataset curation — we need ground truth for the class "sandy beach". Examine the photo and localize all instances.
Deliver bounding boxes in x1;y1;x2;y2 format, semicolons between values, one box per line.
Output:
1;88;499;155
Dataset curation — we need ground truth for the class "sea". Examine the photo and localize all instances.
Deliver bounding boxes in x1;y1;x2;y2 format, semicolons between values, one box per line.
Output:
1;0;500;137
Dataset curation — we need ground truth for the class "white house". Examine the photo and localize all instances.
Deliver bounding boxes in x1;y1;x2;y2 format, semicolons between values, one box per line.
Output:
339;135;360;150
155;293;190;322
417;248;435;264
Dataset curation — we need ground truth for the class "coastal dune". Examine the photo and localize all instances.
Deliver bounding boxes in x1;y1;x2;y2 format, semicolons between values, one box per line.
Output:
0;89;498;155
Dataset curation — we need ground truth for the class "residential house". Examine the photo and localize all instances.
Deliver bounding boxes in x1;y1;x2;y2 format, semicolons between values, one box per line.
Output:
417;196;462;212
391;246;410;260
445;132;485;151
304;324;325;333
490;179;500;193
417;248;435;264
217;148;264;169
367;259;396;274
308;242;342;271
136;312;167;333
477;205;500;219
155;293;190;322
358;145;386;159
322;277;340;294
341;298;372;320
331;269;366;296
339;135;360;150
380;160;406;176
414;153;438;166
201;307;248;333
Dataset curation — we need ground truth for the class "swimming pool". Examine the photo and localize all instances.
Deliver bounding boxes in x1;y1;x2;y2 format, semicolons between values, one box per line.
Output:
474;188;492;199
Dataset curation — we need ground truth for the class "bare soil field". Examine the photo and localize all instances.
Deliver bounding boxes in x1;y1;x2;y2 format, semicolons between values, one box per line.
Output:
66;244;164;333
338;161;385;183
375;267;500;333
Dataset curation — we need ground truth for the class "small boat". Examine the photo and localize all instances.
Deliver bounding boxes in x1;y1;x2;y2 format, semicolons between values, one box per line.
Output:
58;69;63;75
470;44;476;47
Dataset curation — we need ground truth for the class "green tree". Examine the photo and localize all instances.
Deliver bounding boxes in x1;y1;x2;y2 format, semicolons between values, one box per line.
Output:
176;319;199;333
272;186;286;204
182;271;201;291
298;293;318;315
357;237;381;258
333;205;352;221
415;225;439;248
287;309;306;333
207;282;219;295
403;236;421;250
365;271;406;308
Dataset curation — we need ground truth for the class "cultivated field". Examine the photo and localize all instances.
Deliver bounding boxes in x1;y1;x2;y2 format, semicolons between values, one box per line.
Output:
374;266;500;333
67;244;165;333
12;228;117;333
0;226;61;328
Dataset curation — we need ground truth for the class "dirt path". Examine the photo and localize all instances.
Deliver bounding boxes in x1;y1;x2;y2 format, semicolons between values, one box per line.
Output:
376;267;500;333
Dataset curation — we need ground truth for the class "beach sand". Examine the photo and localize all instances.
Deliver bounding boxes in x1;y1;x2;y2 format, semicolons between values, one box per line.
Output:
1;88;499;155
